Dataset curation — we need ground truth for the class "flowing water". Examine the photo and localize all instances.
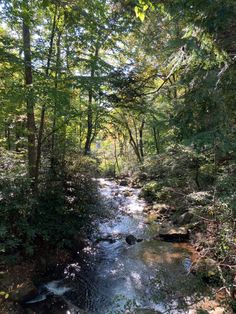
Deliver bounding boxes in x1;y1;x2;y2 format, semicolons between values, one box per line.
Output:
25;179;206;314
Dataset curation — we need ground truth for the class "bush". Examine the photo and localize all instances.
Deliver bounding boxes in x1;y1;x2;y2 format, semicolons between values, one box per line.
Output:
0;149;100;260
142;145;205;191
0;149;35;258
139;181;160;202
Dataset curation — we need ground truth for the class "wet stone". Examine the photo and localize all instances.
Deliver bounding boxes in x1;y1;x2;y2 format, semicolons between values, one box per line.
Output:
159;226;189;242
126;234;137;245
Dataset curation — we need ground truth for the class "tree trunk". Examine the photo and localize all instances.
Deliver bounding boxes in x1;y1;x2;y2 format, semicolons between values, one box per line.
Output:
114;139;120;174
139;119;145;159
5;121;11;150
84;46;99;155
22;18;37;181
35;5;58;185
84;91;93;155
127;123;142;163
153;126;160;154
51;29;61;170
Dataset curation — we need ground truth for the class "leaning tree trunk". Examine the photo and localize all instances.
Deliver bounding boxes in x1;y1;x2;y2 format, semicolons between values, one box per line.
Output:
22;17;37;182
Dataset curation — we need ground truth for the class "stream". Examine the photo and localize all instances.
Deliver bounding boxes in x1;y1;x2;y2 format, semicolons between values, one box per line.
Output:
25;178;206;314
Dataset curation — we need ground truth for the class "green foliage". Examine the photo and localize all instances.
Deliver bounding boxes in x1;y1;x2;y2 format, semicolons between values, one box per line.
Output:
0;148;99;260
139;181;160;202
0;3;235;309
0;149;34;256
141;145;204;189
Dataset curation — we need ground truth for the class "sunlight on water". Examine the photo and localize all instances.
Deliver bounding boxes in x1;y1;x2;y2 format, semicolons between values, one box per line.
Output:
45;280;71;295
26;179;205;314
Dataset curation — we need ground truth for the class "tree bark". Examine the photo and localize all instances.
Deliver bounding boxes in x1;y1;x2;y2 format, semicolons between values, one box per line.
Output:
22;18;37;181
114;139;120;174
153;126;160;154
5;120;11;150
84;91;93;155
84;46;99;155
35;5;58;185
126;122;142;163
51;29;61;170
139;118;145;159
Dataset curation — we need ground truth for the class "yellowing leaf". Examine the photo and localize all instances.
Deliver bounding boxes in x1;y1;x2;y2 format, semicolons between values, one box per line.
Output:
139;11;145;22
134;6;146;21
134;6;140;18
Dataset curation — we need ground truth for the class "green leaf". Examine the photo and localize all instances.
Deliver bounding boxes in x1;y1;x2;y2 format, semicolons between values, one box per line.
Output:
134;6;145;21
134;6;139;18
139;11;145;22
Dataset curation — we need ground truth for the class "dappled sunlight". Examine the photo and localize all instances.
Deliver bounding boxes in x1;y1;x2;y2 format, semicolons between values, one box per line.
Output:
24;179;210;313
64;263;82;280
130;271;142;288
1;0;235;312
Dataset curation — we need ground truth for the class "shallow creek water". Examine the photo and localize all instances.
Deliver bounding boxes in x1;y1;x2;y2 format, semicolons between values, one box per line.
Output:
25;179;206;314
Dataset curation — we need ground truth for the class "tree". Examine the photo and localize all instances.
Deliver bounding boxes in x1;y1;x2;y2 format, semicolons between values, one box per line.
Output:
22;1;37;181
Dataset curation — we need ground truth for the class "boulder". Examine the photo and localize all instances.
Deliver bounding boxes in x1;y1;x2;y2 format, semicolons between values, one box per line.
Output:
159;226;189;242
173;210;195;225
152;203;169;214
119;179;128;186
123;191;133;197
146;211;161;223
125;235;137;245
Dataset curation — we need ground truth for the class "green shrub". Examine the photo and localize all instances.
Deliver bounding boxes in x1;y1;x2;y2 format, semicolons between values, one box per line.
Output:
0;149;34;258
0;149;100;260
142;145;206;190
139;181;160;202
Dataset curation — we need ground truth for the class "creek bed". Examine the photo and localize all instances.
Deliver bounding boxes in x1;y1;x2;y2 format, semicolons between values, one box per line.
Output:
24;179;206;314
